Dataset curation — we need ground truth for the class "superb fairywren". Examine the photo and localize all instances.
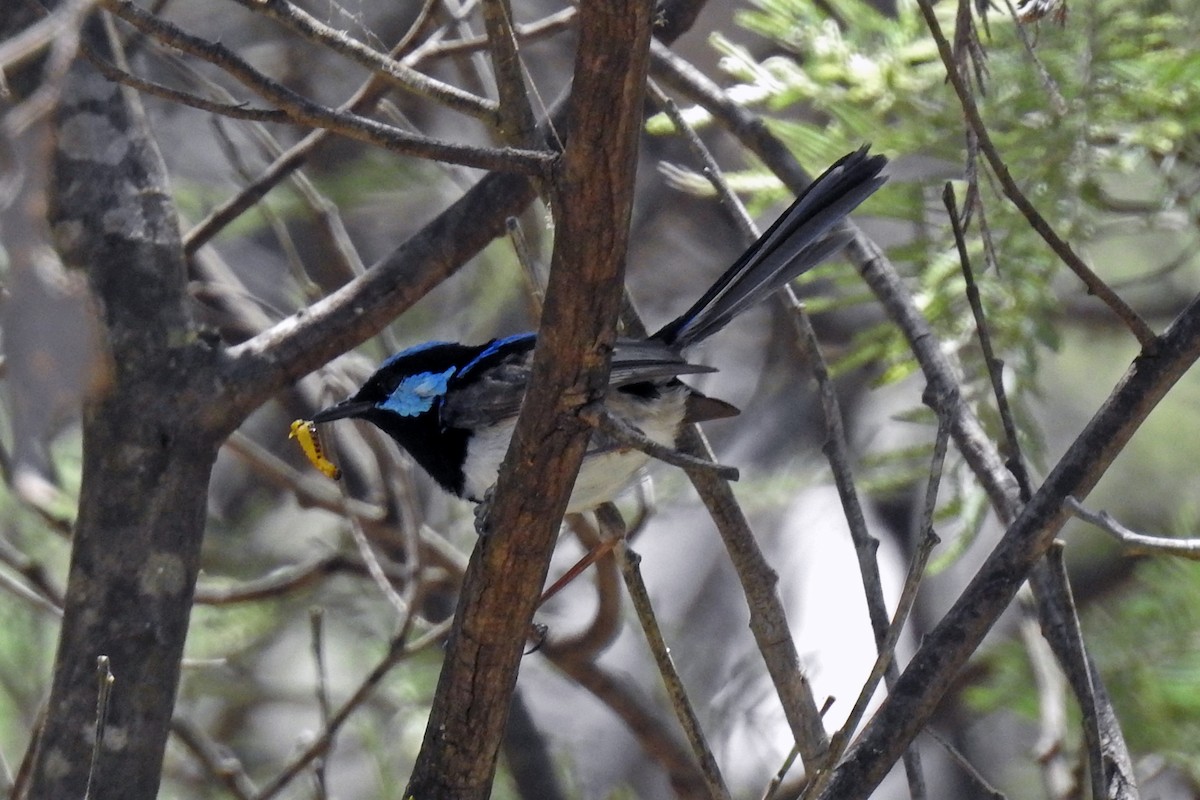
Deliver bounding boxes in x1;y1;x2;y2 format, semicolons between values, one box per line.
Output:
312;148;887;512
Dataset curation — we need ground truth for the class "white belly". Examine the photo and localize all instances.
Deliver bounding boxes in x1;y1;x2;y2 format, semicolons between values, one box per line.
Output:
459;386;689;513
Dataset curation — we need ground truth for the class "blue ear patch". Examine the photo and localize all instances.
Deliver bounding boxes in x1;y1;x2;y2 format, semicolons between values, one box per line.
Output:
380;367;456;416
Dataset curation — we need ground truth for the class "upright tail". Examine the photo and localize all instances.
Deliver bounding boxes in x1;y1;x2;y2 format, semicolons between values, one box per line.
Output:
652;147;887;351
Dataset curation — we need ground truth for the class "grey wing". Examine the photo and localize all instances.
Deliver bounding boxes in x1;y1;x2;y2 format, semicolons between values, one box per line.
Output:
608;338;715;386
440;338;712;429
440;359;530;430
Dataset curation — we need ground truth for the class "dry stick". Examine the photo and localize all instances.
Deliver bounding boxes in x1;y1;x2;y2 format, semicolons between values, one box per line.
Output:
479;0;538;147
252;621;451;800
914;0;1156;351
620;545;734;800
944;183;1033;500
925;728;1008;800
1067;497;1200;559
541;648;713;795
100;0;553;177
84;657;114;800
649;78;921;789
540;515;624;660
222;0;496;120
1043;544;1136;800
409;8;576;64
1017;598;1074;799
309;609;332;799
170;717;258;800
540;522;707;793
949;181;1087;795
84;48;290;121
583;403;740;480
799;415;950;800
176;57;369;292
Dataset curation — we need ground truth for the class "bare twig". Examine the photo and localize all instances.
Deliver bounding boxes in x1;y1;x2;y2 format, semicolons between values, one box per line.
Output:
84;657;115;800
598;506;733;800
1067;497;1200;559
101;0;553;176
84;46;290;121
926;728;1008;799
183;0;442;252
581;402;740;480
252;622;451;800
479;0;537;145
1040;544;1138;800
1018;596;1074;799
944;182;1033;500
640;70;831;773
170;716;258;800
803;416;949;800
406;8;576;65
225;0;496;120
309;609;331;799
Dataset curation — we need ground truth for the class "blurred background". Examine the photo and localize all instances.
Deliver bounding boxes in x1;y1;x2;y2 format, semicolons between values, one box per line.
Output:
1;0;1198;797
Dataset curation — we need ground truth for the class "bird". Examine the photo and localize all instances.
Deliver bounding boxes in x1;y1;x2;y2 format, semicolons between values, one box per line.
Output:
311;147;887;513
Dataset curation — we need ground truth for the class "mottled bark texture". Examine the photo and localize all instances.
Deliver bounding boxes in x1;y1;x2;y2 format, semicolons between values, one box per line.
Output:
28;18;219;800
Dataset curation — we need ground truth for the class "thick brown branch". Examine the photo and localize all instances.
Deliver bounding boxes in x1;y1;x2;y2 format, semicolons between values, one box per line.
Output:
402;0;656;795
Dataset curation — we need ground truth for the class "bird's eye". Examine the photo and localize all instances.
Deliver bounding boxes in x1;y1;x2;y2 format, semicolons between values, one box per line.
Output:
379;367;455;417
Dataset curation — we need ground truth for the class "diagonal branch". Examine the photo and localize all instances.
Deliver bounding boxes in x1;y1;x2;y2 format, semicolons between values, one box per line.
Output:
818;295;1200;798
100;0;553;175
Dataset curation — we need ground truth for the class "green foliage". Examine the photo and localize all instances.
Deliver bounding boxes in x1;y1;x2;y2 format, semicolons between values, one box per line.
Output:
966;557;1200;784
694;0;1200;556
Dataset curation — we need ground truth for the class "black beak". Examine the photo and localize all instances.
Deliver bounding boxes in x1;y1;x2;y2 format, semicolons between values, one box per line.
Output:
311;399;375;423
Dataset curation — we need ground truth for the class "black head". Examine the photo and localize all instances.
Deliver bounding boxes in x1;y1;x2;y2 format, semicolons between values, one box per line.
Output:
311;341;481;497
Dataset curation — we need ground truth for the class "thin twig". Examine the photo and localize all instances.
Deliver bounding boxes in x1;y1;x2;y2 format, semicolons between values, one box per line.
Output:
406;8;576;65
84;657;115;800
581;402;740;480
944;182;1033;500
170;716;258;800
925;728;1008;799
225;0;496;120
539;514;623;661
309;608;331;799
803;415;949;800
183;0;442;252
101;0;553;176
615;537;734;800
914;0;1156;350
1041;544;1138;800
1017;596;1074;799
84;45;290;121
252;622;451;800
650;74;918;788
1067;497;1200;559
479;0;537;145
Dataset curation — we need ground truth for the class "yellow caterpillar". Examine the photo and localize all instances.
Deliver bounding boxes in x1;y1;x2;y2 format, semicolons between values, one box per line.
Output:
289;419;341;480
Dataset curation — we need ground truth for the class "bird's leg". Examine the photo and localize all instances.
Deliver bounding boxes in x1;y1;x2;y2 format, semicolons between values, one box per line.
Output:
473;485;494;536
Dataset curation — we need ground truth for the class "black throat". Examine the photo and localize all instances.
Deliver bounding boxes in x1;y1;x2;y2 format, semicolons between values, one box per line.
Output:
362;406;471;498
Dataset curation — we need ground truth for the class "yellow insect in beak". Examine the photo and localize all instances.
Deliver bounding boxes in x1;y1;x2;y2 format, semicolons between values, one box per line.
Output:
289;419;342;480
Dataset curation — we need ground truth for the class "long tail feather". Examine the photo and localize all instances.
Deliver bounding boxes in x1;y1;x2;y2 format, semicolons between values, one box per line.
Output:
652;146;887;350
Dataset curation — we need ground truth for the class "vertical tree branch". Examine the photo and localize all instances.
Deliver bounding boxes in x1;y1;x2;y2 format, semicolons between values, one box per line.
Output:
402;0;656;795
27;16;220;800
